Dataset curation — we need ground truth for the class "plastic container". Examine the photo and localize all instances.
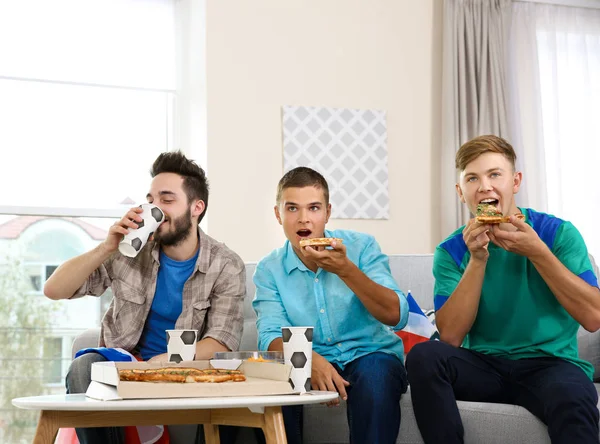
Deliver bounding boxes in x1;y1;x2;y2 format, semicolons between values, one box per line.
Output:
213;351;284;363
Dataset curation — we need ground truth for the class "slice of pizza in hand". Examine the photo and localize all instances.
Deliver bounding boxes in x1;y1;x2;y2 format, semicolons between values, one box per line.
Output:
475;203;524;224
299;237;344;248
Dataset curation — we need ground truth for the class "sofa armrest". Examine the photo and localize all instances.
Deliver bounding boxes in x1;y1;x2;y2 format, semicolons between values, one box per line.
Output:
578;327;600;381
71;328;101;359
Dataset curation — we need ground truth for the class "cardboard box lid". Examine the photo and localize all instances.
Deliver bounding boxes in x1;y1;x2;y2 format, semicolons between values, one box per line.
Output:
88;360;295;401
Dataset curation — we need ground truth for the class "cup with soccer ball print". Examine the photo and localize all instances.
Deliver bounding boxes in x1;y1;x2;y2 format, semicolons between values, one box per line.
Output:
118;203;165;257
166;329;198;363
282;326;313;394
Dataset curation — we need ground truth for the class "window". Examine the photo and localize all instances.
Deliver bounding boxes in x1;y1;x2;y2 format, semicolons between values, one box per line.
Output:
0;79;173;210
536;9;600;260
511;2;600;262
28;271;42;294
24;264;59;293
0;2;178;442
43;337;63;385
0;0;176;213
45;265;59;281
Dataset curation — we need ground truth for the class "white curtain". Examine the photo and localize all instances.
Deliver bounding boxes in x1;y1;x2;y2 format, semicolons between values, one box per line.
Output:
509;2;600;259
441;0;513;238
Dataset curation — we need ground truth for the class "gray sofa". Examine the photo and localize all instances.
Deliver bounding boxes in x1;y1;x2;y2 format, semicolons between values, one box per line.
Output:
71;254;600;444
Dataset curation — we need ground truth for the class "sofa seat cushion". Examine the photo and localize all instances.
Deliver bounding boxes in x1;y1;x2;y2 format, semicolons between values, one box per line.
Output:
303;385;600;444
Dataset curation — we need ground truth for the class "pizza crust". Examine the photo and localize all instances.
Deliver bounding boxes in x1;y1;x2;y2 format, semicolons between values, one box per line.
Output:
299;237;343;247
475;213;525;224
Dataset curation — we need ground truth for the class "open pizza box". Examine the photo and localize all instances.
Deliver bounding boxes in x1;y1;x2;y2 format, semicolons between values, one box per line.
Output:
86;360;296;401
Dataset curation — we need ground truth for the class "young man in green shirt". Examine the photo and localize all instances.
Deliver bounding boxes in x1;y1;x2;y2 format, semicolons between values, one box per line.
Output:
406;135;600;443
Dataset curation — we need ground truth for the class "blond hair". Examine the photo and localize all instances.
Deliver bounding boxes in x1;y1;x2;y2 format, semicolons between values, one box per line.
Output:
455;135;516;172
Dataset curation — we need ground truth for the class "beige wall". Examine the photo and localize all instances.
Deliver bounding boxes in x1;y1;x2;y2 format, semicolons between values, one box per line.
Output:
206;0;442;262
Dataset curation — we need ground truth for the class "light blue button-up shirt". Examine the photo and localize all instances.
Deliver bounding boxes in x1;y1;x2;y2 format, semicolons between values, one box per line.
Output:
252;229;408;369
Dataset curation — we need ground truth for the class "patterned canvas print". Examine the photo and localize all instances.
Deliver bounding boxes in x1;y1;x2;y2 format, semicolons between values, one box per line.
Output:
282;105;389;219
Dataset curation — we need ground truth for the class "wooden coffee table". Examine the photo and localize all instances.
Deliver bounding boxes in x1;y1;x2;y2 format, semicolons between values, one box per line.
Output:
13;391;339;444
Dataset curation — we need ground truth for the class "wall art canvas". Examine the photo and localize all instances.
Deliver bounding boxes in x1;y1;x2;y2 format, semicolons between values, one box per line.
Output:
282;105;389;219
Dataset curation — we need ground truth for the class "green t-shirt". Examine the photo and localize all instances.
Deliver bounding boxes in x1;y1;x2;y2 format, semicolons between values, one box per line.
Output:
433;208;599;379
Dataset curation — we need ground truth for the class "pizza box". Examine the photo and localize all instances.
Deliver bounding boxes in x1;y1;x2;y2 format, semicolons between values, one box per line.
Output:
86;360;295;401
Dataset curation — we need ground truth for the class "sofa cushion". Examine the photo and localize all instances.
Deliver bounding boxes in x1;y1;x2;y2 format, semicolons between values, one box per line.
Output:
578;327;600;381
240;262;259;351
578;254;600;378
387;255;435;311
302;385;563;444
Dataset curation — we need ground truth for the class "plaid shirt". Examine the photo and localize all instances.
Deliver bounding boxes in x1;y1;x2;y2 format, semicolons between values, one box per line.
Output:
72;229;246;354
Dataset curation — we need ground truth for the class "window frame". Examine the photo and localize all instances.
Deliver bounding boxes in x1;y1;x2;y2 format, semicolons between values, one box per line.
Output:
0;75;177;220
24;262;60;294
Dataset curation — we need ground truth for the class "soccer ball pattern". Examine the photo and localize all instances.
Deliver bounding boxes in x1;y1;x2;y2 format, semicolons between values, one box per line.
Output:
282;327;313;393
131;238;143;252
169;353;183;363
179;331;195;345
128;205;165;251
291;351;307;368
166;330;197;362
151;207;164;223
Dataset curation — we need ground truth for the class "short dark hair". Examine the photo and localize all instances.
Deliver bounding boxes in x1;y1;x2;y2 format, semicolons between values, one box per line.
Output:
276;167;329;205
455;135;517;172
150;151;209;223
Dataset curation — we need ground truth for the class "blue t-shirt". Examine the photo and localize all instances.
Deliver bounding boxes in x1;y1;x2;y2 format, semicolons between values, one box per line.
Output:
138;248;200;360
433;208;598;379
252;229;408;369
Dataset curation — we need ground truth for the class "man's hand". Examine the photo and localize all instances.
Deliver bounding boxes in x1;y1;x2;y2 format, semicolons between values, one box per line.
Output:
463;219;491;262
300;240;353;277
311;352;350;407
102;206;145;253
488;216;547;259
147;353;168;363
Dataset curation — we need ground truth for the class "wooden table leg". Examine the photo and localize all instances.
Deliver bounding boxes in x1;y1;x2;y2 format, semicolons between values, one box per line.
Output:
33;411;59;444
204;423;221;444
262;406;287;444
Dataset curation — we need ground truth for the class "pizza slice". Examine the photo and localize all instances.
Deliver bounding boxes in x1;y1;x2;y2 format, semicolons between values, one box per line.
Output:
118;367;246;383
299;237;343;248
476;203;524;224
188;369;246;383
119;367;200;383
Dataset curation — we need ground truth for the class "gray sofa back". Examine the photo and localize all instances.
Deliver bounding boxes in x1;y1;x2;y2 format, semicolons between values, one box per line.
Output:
240;254;435;352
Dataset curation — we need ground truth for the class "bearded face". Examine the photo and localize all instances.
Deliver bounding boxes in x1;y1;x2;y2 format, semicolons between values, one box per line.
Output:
154;206;194;247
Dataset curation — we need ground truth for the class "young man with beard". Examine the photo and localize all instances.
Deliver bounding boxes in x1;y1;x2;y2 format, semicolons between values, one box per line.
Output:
406;135;600;444
252;167;409;444
44;151;245;444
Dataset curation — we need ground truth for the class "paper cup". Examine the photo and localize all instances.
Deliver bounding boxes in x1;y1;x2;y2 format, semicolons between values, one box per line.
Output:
118;203;165;257
282;326;313;393
166;329;198;363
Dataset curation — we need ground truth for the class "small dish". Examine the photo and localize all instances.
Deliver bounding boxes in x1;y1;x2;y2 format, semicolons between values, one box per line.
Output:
213;351;284;363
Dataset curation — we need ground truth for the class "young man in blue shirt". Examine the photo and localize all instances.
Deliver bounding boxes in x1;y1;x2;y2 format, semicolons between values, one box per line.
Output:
406;135;600;443
253;167;409;444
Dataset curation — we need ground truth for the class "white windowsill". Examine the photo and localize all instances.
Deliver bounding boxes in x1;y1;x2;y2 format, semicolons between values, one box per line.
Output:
0;206;125;218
